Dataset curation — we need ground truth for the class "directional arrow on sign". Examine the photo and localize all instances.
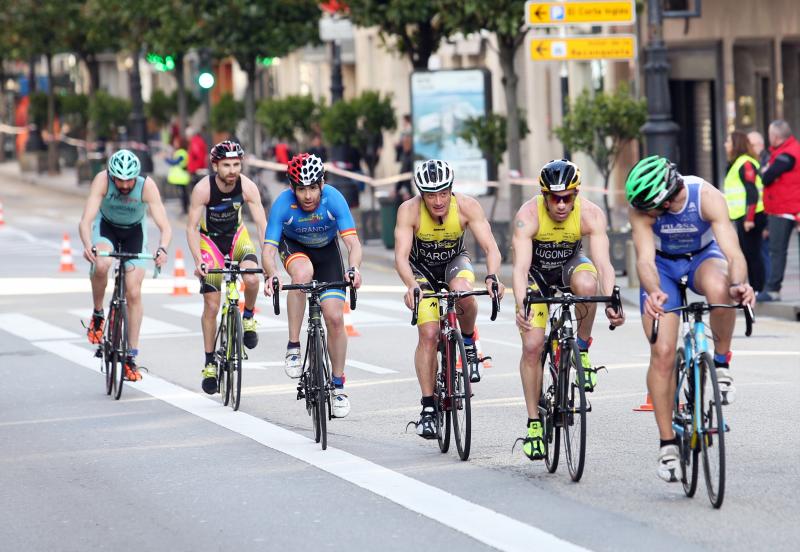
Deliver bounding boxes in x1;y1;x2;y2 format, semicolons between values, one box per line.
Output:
534;42;546;57
533;5;546;20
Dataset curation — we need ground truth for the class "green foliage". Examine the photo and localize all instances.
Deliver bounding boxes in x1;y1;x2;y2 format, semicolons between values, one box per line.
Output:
458;112;529;166
210;93;245;135
346;0;455;69
89;91;131;140
553;85;647;185
29;92;55;128
438;0;529;50
59;93;90;136
256;95;321;143
320;100;359;150
145;89;174;126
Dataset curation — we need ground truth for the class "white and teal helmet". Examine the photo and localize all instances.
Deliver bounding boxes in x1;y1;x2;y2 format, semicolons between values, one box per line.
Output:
414;159;454;194
108;149;141;180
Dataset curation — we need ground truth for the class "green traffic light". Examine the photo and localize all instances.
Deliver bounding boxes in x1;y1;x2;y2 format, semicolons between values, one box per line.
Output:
198;71;215;90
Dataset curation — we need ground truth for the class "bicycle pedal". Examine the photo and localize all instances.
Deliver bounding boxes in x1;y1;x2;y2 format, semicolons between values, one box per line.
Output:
478;355;492;364
404;420;418;433
243;351;249;361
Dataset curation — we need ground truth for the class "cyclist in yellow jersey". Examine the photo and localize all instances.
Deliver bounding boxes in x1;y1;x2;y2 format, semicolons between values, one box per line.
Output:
512;159;625;459
395;159;505;439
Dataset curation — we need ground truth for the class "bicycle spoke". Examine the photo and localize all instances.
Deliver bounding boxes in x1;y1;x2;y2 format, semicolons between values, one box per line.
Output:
540;344;560;473
674;348;699;497
699;353;726;508
562;340;586;481
451;332;471;461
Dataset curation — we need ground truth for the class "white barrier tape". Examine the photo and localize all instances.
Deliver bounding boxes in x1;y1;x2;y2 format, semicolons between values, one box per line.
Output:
509;177;609;195
0;123;33;135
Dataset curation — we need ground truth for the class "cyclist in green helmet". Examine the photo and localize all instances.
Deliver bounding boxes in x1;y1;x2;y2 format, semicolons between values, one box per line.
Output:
626;155;754;483
78;149;172;381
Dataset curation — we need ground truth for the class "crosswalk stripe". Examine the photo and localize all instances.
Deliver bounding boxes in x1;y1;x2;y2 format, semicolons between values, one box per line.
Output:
163;303;287;328
67;309;189;336
0;313;79;341
346;359;398;374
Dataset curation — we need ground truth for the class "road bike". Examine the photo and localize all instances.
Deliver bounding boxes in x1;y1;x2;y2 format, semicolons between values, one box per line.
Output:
204;259;263;411
650;276;754;508
93;247;158;400
523;285;622;481
271;273;356;450
410;283;500;461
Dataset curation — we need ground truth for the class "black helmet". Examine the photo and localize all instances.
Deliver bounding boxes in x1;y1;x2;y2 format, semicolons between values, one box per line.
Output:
539;159;581;192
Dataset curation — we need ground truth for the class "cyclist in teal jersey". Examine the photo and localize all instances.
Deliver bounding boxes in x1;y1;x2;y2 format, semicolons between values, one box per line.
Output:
78;149;172;381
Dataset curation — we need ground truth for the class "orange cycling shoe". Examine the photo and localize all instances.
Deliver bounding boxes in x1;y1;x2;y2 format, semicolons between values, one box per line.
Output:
124;360;142;382
87;315;105;345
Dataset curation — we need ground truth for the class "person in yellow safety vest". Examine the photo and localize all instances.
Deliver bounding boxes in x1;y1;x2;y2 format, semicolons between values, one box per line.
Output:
167;136;191;214
724;130;766;292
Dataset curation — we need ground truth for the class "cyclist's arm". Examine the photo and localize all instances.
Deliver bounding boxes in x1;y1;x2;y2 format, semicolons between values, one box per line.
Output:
186;177;210;269
142;177;172;251
393;199;418;290
340;233;362;285
511;201;537;311
459;194;502;277
582;201;615;296
261;243;280;281
262;191;290;281
630;208;661;295
327;185;362;274
78;170;108;252
241;175;268;255
702;183;748;285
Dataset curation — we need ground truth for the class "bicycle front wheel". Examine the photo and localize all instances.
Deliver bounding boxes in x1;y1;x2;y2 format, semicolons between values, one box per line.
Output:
103;306;116;396
219;315;230;406
540;343;560;473
450;330;472;461
699;353;726;508
312;329;328;450
112;304;128;401
674;347;699;497
435;341;451;453
228;311;244;411
562;340;587;482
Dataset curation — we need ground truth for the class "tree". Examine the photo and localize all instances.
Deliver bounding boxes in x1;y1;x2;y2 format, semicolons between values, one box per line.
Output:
89;91;132;141
554;85;647;228
459;112;530;179
345;0;455;69
210;93;245;137
439;0;531;212
209;0;321;154
256;95;321;144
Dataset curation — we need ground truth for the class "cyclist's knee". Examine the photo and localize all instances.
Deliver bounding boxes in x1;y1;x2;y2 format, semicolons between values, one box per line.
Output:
571;271;598;296
290;265;313;283
203;294;220;317
521;332;544;358
93;258;112;276
650;342;675;373
418;323;439;350
126;285;142;304
449;277;473;292
242;272;259;289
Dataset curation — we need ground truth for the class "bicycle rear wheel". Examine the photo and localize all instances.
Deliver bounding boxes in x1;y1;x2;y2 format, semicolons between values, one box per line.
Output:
435;341;451;453
450;331;472;461
562;339;587;482
103;306;117;396
699;352;726;508
229;311;244;411
112;304;128;401
674;347;699;497
312;329;328;450
539;344;560;473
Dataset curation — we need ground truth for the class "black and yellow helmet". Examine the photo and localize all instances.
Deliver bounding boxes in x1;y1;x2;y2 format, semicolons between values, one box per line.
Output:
539;159;581;192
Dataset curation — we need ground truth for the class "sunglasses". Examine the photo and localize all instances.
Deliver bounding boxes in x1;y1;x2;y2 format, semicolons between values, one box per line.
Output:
544;191;577;205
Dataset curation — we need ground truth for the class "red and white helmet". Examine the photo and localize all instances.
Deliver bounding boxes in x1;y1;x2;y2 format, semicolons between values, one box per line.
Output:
210;140;244;163
287;153;324;187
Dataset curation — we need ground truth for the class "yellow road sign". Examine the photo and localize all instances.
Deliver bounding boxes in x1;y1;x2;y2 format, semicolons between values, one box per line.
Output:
526;1;635;26
529;35;636;61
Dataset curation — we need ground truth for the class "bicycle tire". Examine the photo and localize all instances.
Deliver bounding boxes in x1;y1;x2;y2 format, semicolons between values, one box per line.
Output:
435;341;451;453
540;343;560;473
450;330;472;461
229;311;244;411
113;303;128;401
674;347;699;497
103;306;116;396
699;352;725;508
562;339;587;482
219;313;230;406
313;329;328;450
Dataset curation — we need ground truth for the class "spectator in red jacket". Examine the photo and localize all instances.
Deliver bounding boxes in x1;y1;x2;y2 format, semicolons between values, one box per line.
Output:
187;126;209;188
758;120;800;302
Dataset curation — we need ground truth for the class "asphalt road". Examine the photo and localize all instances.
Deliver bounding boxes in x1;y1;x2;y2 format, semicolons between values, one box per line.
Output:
1;176;798;551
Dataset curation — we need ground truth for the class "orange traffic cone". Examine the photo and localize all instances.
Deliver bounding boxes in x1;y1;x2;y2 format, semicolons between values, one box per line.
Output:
343;301;360;337
59;233;76;272
633;392;654;412
238;280;259;313
0;200;5;226
171;248;190;296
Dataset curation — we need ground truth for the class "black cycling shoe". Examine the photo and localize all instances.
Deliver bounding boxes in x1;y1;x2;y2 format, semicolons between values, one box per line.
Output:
464;342;480;383
411;407;436;440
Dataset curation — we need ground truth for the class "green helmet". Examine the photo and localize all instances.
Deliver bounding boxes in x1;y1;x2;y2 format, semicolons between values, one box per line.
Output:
625;155;681;211
108;149;141;180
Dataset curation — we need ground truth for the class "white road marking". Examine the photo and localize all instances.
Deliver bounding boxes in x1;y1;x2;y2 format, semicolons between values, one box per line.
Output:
346;359;398;374
67;309;189;336
163;303;287;328
32;338;591;552
356;298;404;311
243;361;285;370
0;313;79;341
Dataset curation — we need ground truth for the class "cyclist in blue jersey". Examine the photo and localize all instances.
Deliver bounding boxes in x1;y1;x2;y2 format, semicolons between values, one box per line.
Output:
262;153;362;418
626;156;755;483
78;149;172;381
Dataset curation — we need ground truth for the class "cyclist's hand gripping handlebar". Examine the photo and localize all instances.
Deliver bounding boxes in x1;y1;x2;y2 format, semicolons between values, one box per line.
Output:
272;277;281;315
410;287;420;326
490;281;499;321
608;286;622;331
347;269;357;311
743;304;754;337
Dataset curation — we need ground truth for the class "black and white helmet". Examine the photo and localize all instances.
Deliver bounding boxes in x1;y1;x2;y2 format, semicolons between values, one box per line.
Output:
287;153;325;187
414;159;454;194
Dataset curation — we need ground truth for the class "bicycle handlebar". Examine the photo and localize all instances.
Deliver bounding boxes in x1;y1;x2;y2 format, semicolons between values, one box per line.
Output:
649;302;754;344
205;267;264;275
95;248;160;278
524;285;623;330
271;271;357;316
410;286;499;326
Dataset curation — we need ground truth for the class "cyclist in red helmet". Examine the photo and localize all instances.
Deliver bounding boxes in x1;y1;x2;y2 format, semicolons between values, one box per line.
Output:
187;140;269;394
262;153;362;418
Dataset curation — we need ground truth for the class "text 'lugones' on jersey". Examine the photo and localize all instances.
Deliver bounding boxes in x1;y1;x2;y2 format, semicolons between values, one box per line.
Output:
264;185;357;248
99;175;147;227
200;174;245;238
653;176;715;255
410;195;466;267
531;194;582;272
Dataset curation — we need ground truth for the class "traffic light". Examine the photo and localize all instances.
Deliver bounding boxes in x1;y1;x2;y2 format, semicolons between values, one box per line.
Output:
197;48;215;91
146;53;175;72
